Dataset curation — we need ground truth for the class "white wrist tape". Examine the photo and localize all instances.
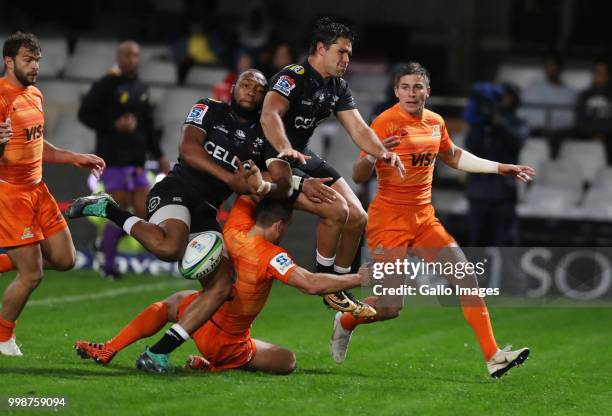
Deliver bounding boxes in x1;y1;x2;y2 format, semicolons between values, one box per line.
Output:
457;150;499;174
256;181;272;195
365;154;377;164
291;175;305;191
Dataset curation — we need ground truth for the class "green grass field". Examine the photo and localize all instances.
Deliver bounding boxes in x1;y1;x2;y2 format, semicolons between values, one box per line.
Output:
1;270;611;415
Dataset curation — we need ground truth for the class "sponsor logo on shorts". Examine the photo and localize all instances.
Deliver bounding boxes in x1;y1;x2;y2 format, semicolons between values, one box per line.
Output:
172;197;183;203
270;252;295;275
148;196;161;213
432;124;441;139
186;103;209;125
21;227;34;240
273;75;296;97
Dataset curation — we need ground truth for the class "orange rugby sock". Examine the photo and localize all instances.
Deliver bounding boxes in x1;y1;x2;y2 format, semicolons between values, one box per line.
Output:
461;303;499;361
0;254;13;273
106;302;168;352
340;312;381;331
0;317;16;342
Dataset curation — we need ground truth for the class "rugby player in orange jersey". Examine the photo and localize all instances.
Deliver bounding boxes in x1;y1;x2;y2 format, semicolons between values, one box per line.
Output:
0;32;105;356
74;196;365;373
330;62;536;378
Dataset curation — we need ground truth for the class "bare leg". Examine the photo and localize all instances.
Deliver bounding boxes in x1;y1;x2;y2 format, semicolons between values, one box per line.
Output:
242;339;296;375
294;192;348;260
129;219;190;262
331;179;367;269
1;244;44;322
39;228;76;271
177;257;234;333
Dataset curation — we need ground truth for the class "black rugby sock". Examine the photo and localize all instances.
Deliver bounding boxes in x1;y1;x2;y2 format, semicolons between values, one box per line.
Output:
106;203;133;227
149;325;188;355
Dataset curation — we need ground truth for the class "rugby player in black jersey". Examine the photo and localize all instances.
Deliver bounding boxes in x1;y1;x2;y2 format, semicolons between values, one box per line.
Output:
67;69;298;372
261;17;405;311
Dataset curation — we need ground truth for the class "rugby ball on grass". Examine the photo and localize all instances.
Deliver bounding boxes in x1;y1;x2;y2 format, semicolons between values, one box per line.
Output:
179;231;223;280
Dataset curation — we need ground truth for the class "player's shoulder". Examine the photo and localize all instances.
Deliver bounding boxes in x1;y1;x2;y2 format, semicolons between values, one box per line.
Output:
185;98;227;124
275;63;307;78
265;244;296;275
270;64;305;98
28;85;43;98
374;104;400;123
195;97;227;110
423;108;445;124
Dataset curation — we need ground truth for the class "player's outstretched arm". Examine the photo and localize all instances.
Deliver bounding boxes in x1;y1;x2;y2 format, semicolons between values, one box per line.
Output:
439;145;536;183
42;140;105;178
260;92;308;165
337;110;405;178
352;135;401;184
286;266;362;295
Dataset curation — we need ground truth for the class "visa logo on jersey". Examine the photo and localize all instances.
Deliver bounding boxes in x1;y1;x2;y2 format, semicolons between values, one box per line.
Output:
410;152;437;167
24;124;43;141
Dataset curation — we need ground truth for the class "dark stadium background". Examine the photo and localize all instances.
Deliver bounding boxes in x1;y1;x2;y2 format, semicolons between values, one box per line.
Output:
2;0;611;265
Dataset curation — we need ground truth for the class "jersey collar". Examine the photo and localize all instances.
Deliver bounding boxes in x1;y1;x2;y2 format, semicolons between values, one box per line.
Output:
303;59;328;87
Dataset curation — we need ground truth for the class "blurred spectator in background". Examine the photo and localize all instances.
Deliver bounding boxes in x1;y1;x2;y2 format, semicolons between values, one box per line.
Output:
212;50;254;104
237;1;272;55
520;52;576;156
174;23;222;84
78;41;169;279
574;60;612;164
464;82;528;246
260;42;295;79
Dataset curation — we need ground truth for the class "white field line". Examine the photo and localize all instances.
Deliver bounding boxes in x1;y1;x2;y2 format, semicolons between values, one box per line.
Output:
29;280;192;307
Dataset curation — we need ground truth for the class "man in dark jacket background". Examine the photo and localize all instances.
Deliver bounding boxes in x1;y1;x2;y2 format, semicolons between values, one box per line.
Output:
464;82;528;246
79;40;169;278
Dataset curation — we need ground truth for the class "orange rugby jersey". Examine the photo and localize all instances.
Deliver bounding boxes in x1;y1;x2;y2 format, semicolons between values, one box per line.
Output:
0;78;45;185
216;196;297;335
363;104;454;206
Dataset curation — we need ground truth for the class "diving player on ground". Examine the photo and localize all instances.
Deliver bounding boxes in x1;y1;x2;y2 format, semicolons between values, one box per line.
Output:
74;196;366;373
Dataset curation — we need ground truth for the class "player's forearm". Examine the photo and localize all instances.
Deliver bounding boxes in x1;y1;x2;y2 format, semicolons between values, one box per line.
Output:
352;126;386;159
352;156;376;184
305;272;361;295
260;110;293;153
42;140;77;164
451;147;499;174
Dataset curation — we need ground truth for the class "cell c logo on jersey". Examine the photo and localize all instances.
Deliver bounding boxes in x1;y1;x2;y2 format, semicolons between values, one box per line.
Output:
294;116;316;129
148;196;161;213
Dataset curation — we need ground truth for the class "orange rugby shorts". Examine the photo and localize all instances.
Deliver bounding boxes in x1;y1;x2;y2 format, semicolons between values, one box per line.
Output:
366;202;456;255
0;181;68;248
177;292;256;372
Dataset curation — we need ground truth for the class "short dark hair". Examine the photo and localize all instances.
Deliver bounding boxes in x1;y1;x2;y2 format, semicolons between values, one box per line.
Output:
254;198;294;227
309;17;355;55
3;32;41;59
393;62;431;87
